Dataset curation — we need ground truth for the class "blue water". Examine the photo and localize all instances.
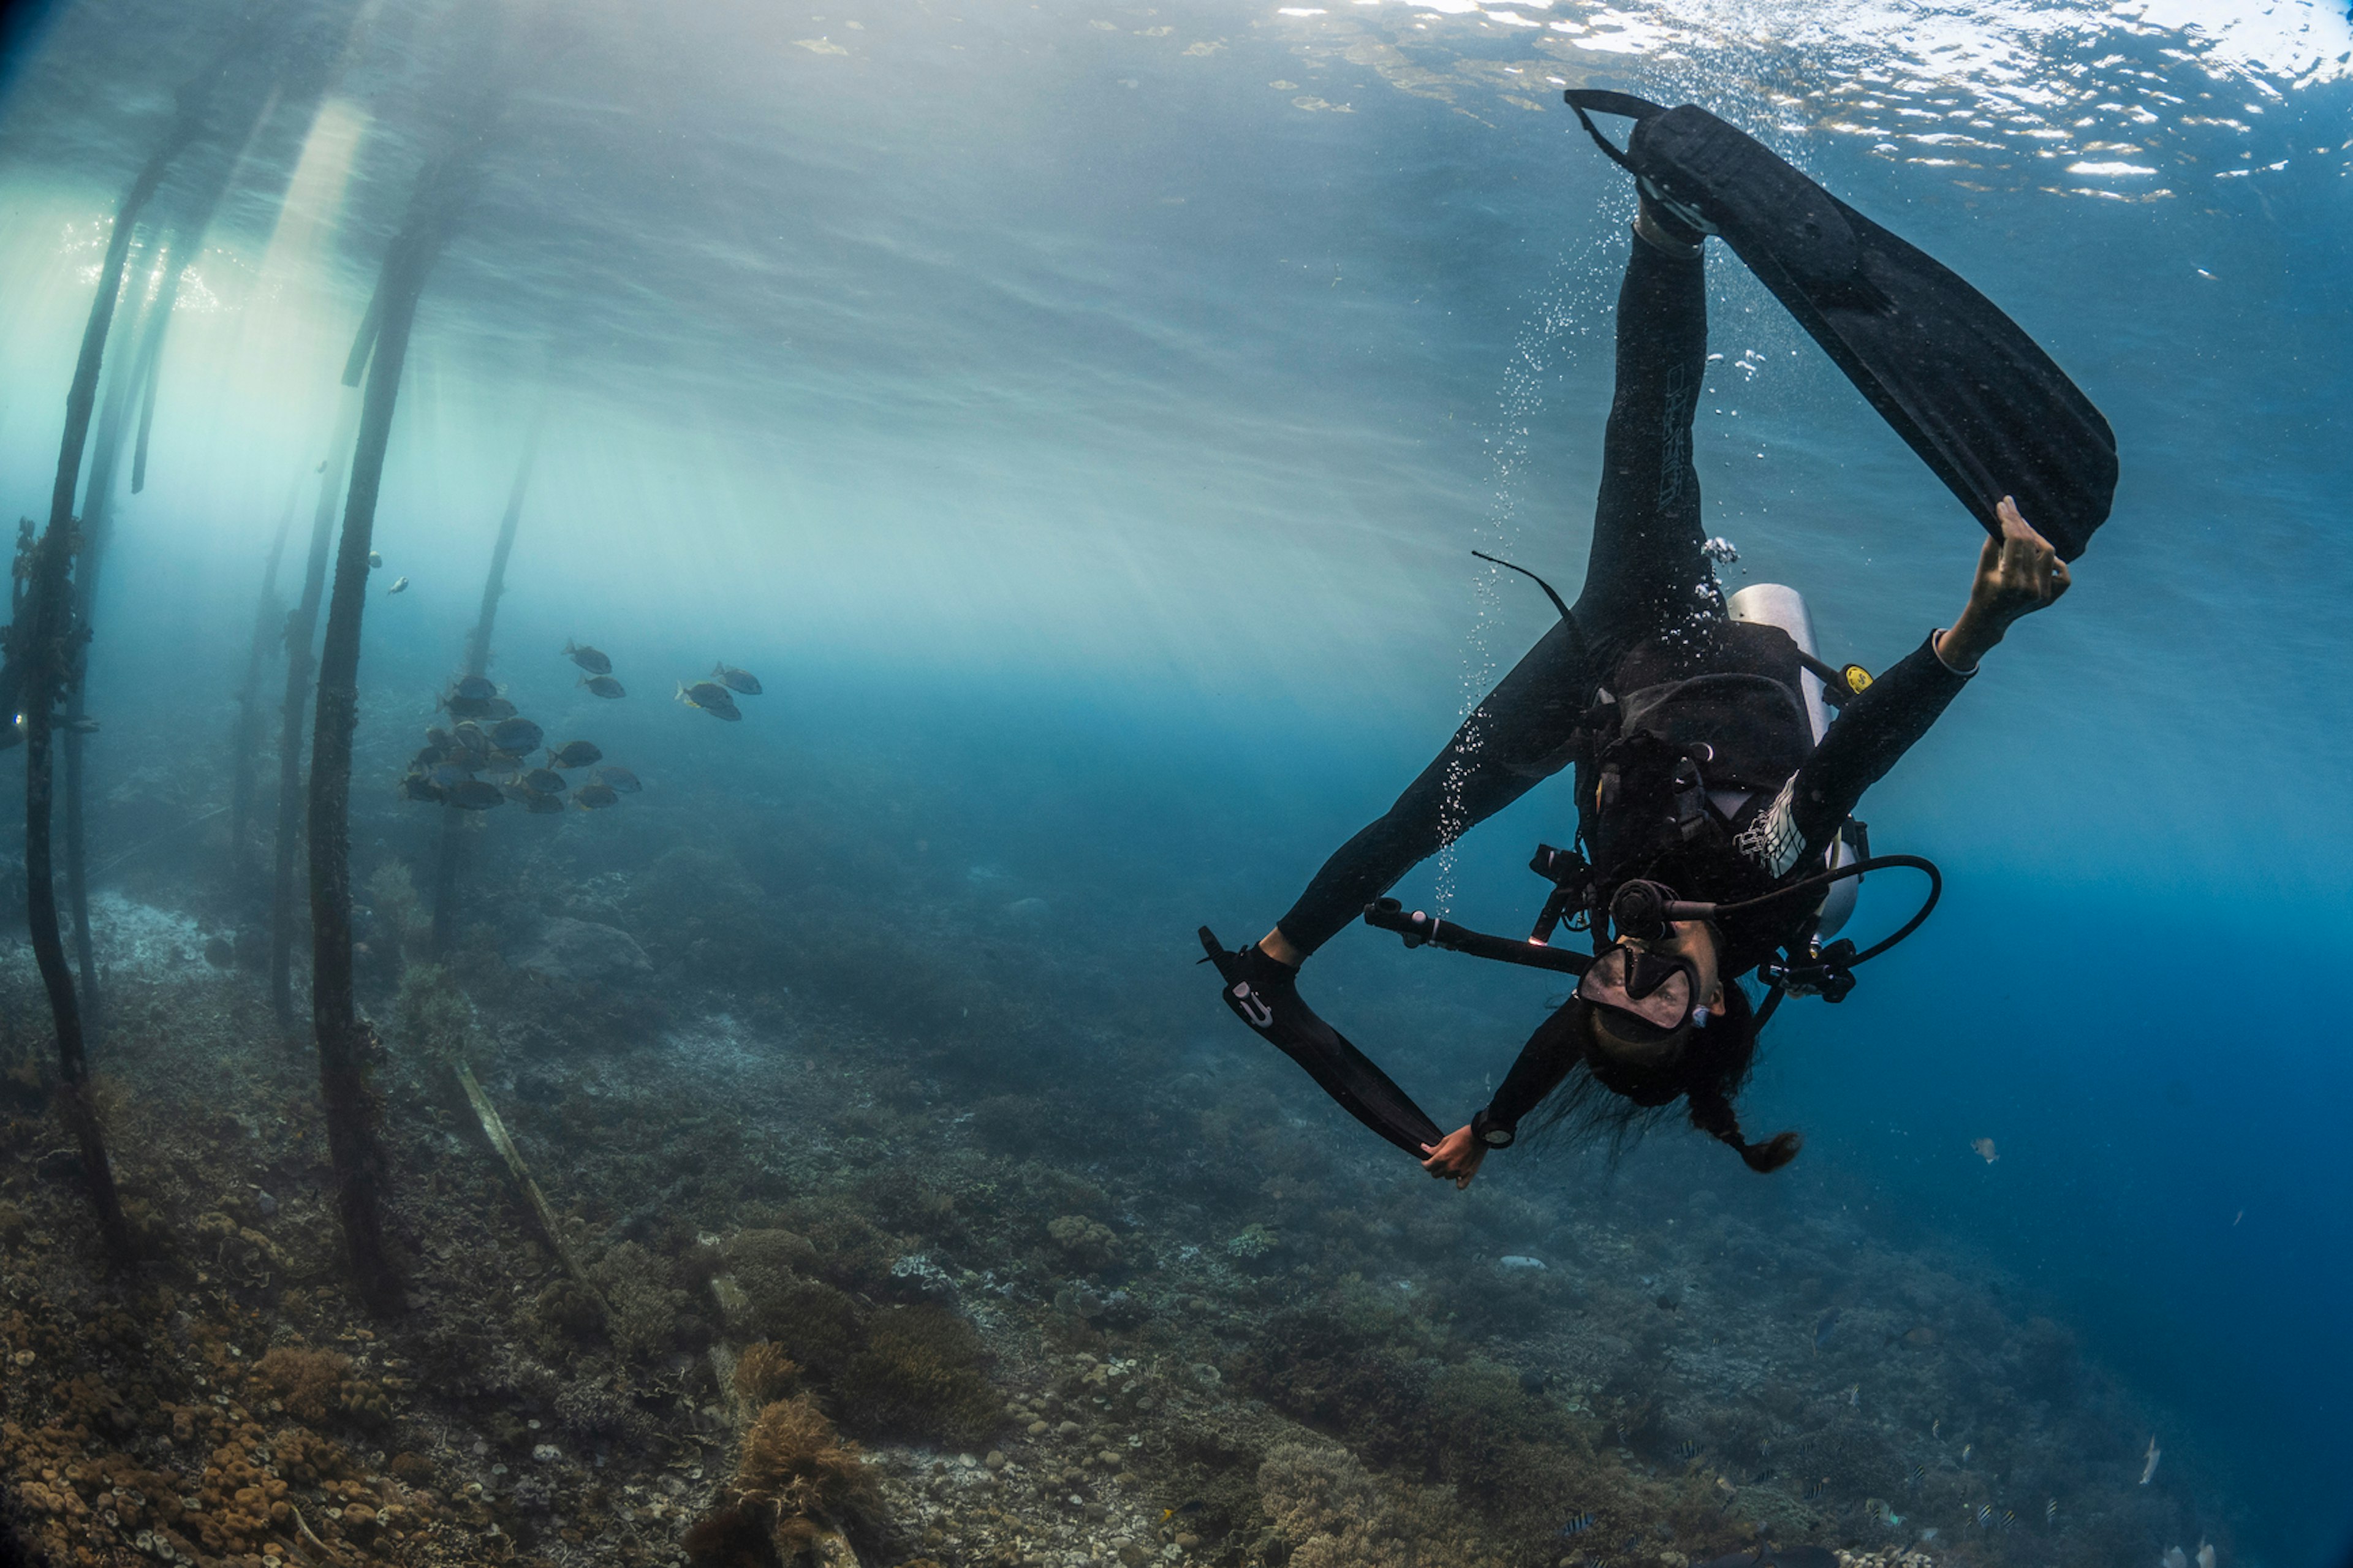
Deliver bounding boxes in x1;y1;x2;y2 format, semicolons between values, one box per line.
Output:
1;0;2349;1561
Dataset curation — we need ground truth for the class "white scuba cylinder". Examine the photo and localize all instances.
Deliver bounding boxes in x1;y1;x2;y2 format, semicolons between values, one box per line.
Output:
1726;583;1857;939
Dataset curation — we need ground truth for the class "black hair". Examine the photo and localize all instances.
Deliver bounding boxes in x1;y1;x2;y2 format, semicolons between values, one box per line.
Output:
1521;980;1802;1173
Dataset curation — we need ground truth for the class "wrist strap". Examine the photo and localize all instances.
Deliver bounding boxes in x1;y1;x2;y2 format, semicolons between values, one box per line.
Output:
1471;1108;1516;1149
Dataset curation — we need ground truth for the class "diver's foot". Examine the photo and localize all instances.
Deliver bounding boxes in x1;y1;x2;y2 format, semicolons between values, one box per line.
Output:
1634;178;1713;256
1633;197;1703;258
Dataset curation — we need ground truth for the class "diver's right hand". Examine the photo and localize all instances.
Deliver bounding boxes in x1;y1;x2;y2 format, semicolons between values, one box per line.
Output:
1419;1125;1487;1190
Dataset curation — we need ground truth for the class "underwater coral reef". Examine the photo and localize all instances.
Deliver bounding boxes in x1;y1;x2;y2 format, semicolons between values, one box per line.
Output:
0;819;2235;1568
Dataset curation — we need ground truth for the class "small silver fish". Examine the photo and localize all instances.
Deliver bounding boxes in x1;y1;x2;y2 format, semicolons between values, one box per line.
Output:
1932;1418;1943;1439
368;550;382;569
1847;1383;1860;1408
710;661;762;695
385;575;409;596
1960;1443;1973;1464
2140;1436;2159;1485
2045;1498;2058;1525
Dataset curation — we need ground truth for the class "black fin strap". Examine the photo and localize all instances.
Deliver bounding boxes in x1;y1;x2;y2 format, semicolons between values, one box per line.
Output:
1561;89;1664;172
1471;549;1572;621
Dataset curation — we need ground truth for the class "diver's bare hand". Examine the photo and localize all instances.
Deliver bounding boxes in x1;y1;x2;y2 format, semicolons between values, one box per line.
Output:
1419;1126;1487;1190
1937;496;2071;671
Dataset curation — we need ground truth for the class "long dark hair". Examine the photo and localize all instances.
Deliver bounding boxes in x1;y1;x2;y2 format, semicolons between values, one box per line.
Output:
1522;981;1802;1172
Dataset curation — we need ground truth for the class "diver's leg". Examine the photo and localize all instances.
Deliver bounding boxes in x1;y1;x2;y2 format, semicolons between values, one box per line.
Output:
1271;612;1595;956
1265;223;1708;959
1569;221;1718;670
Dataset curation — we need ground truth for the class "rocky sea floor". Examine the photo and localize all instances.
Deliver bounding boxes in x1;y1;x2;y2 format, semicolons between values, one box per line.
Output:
0;884;2235;1568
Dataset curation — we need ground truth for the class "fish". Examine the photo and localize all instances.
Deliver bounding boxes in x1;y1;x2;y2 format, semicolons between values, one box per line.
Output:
1974;1503;1994;1527
484;697;519;719
547;741;604;770
62;716;100;733
491;718;545;755
711;661;762;695
1865;1498;1902;1528
399;775;447;803
519;767;567;793
2162;1550;2189;1568
1846;1384;1860;1408
453;675;498;702
591;765;643;793
2045;1498;2058;1526
1959;1443;1972;1464
1677;1440;1701;1461
677;679;743;718
1160;1500;1203;1521
574;782;620;810
2196;1540;2213;1568
1557;1512;1594;1537
385;575;409;596
498;780;536;803
563;640;613;675
1803;1477;1829;1501
1905;1463;1927;1489
368;550;382;568
425;727;454;749
580;674;626;699
2140;1436;2159;1485
1813;1309;1840;1351
446;779;506;810
521;789;566;815
429;763;473;790
1999;1509;2015;1528
1931;1418;1942;1440
1972;1137;1998;1163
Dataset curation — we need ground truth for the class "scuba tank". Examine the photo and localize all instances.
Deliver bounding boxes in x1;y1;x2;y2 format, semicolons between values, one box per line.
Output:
1727;584;1858;939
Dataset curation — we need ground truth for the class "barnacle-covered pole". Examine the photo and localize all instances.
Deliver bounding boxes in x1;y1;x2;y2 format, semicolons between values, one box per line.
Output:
307;134;483;1311
431;425;540;953
6;122;176;1260
229;504;294;909
270;401;358;1023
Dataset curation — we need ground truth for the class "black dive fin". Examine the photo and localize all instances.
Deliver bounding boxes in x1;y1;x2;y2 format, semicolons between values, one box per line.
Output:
1566;91;2116;562
1199;927;1445;1157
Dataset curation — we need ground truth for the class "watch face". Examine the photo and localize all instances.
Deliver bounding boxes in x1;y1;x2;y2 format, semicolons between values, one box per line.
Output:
1482;1129;1512;1146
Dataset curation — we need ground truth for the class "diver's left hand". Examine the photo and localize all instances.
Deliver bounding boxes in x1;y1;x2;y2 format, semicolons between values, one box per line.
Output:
1419;1126;1487;1190
1938;496;2071;670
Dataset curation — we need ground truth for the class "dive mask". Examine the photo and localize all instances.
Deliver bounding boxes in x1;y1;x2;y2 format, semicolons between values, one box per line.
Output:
1576;942;1705;1042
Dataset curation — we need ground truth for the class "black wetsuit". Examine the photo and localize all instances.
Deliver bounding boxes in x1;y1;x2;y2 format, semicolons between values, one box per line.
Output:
1272;234;1976;1135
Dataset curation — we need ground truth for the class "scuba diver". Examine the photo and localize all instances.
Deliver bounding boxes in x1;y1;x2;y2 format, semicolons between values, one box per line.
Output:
1202;93;2115;1187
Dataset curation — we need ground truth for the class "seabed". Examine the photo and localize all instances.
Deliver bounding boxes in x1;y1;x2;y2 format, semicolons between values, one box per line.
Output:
0;876;2215;1568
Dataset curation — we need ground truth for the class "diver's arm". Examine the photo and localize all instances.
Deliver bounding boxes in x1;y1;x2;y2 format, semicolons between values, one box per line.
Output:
1740;498;2071;870
1433;1002;1587;1184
